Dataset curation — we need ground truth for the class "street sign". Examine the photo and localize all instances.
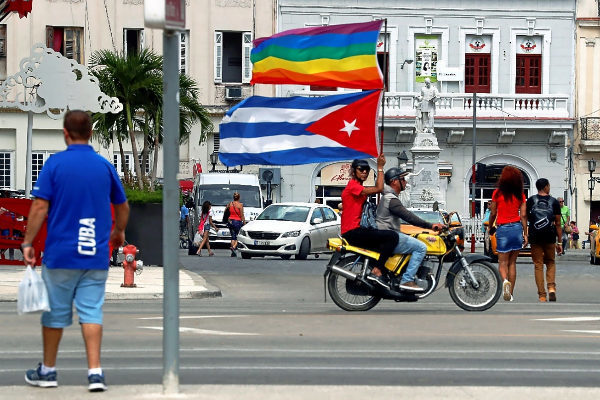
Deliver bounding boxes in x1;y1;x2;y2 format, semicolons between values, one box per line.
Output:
165;0;185;30
144;0;186;31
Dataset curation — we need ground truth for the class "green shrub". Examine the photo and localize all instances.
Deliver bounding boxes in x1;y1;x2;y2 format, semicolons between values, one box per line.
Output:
125;187;163;204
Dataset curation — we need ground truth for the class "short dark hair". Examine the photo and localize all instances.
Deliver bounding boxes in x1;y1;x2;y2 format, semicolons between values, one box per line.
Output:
535;178;550;191
63;110;92;140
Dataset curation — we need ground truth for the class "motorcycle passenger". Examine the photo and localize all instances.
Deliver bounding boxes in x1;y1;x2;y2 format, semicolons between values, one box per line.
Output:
341;155;399;289
376;167;445;292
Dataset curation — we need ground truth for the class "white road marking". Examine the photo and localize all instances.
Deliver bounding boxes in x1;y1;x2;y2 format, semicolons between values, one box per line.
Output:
2;348;600;356
139;326;259;336
137;315;247;320
535;317;600;322
2;365;600;374
563;330;600;335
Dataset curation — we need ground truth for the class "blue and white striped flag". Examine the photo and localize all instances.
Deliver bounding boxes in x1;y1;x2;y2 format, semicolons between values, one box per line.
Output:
218;90;381;166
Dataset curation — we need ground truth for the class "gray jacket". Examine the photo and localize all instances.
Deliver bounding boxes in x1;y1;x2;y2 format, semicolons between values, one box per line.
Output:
376;185;433;231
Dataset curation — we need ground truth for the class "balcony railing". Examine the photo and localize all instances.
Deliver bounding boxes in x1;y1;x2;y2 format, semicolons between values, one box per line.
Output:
293;91;571;120
581;117;600;140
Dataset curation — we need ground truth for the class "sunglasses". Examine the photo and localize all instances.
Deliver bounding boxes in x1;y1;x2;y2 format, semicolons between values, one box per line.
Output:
356;166;371;172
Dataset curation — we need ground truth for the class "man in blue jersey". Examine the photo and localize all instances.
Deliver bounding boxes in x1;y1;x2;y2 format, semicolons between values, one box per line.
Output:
21;110;129;392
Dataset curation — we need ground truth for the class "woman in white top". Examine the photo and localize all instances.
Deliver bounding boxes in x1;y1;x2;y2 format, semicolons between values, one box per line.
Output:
196;201;218;256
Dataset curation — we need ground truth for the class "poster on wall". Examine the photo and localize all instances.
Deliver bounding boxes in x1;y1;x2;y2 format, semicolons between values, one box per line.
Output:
415;35;439;82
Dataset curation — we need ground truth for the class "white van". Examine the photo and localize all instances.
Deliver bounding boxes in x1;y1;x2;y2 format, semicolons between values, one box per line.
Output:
189;173;264;245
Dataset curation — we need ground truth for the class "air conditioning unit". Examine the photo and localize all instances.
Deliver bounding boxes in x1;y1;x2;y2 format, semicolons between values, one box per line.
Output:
225;86;243;100
259;168;281;185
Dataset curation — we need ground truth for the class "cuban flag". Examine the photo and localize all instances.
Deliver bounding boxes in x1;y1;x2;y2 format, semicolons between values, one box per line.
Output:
218;90;381;166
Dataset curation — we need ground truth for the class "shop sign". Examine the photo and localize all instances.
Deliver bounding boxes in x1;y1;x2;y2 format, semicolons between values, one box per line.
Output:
321;162;374;186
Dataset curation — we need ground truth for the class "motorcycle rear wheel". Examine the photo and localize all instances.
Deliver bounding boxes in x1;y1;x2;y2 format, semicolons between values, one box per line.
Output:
448;261;501;312
327;257;380;312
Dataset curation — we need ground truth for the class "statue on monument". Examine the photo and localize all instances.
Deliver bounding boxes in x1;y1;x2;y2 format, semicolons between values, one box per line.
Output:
415;77;438;133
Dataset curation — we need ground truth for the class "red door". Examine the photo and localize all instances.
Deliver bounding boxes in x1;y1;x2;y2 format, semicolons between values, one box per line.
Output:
465;53;490;93
515;54;541;94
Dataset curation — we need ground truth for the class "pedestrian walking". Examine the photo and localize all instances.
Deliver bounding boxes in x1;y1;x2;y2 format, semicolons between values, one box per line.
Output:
21;110;129;392
481;201;491;233
488;166;527;302
196;201;217;256
180;200;189;236
569;221;580;249
557;197;570;254
525;178;562;302
227;192;245;257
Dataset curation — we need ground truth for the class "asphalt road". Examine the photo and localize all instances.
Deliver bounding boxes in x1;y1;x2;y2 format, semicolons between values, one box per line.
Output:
1;249;600;388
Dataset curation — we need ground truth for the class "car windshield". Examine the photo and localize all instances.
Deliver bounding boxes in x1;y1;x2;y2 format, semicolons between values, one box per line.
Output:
401;210;444;225
257;205;310;222
196;185;261;208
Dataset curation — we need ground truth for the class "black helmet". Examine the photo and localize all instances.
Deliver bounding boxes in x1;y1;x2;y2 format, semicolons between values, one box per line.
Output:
351;159;370;170
384;167;409;185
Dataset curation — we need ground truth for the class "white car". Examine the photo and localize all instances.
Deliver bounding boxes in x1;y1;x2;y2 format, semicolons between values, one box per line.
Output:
237;202;340;260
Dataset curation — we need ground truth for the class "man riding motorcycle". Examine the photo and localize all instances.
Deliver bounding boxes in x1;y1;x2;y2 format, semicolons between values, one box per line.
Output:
376;167;445;292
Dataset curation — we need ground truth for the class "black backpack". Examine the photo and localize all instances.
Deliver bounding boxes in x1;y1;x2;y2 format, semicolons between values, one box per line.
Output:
528;196;555;235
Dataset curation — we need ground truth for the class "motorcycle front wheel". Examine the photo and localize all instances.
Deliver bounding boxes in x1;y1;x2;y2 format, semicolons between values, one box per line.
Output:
448;261;501;312
327;257;381;312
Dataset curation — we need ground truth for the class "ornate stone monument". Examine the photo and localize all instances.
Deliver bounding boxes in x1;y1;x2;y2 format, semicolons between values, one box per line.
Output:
409;78;444;209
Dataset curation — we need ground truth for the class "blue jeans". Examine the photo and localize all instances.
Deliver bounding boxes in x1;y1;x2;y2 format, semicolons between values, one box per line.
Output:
394;232;427;284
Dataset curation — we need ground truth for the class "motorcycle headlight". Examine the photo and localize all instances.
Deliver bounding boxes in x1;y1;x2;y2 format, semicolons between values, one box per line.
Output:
239;228;247;236
282;230;301;238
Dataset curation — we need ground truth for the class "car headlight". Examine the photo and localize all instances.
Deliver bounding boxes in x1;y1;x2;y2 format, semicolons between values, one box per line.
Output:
239;228;247;236
282;230;301;238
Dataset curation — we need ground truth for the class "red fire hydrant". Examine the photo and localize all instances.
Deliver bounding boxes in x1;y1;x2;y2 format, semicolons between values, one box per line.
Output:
120;244;143;288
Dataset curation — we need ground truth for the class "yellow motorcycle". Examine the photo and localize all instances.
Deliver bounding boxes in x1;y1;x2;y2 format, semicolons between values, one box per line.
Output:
324;227;501;312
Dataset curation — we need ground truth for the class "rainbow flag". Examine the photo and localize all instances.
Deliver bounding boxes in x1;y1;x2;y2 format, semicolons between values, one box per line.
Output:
251;20;384;89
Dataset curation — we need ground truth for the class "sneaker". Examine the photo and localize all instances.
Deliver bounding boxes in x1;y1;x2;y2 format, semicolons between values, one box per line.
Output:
88;373;107;392
502;279;512;301
25;363;57;388
539;296;547;302
366;274;390;289
399;281;425;292
548;291;557;302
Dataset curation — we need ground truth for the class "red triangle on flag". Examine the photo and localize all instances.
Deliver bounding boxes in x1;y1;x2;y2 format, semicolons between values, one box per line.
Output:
306;90;381;157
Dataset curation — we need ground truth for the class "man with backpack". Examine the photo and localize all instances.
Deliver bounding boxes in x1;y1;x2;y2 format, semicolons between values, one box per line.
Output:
526;178;562;302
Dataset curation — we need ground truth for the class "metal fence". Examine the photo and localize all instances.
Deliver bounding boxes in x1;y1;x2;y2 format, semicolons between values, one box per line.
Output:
461;217;486;243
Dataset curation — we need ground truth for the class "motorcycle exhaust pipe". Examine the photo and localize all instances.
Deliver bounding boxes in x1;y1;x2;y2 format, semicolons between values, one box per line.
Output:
329;265;358;281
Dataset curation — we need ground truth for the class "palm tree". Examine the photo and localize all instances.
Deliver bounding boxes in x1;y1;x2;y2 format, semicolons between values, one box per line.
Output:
90;49;163;190
90;49;212;190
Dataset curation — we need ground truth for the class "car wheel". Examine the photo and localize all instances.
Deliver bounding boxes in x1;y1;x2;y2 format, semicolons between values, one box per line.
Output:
295;237;310;260
241;252;252;260
280;254;292;260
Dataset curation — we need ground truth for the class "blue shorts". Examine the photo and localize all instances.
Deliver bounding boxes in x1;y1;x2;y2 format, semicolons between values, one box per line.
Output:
41;267;109;328
496;222;523;253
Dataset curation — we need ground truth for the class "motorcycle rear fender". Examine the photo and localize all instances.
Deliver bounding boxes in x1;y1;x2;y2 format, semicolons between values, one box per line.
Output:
445;254;493;287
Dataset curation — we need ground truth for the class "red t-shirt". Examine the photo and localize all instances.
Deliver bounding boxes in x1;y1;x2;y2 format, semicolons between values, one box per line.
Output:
341;179;366;234
492;189;526;225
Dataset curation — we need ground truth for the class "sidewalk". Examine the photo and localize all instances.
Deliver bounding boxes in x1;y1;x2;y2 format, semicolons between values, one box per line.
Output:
0;264;221;302
1;384;600;400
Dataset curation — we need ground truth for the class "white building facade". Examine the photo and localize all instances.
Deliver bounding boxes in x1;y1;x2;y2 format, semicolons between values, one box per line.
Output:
261;0;576;220
0;0;276;191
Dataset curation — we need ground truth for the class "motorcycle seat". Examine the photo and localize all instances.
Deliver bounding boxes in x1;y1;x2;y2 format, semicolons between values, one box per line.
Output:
327;237;381;260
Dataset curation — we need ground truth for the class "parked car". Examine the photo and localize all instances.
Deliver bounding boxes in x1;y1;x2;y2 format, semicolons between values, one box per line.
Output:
589;223;600;265
399;208;464;261
483;221;531;263
237;202;340;260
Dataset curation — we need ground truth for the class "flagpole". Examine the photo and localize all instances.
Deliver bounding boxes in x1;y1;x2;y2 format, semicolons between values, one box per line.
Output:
379;18;388;156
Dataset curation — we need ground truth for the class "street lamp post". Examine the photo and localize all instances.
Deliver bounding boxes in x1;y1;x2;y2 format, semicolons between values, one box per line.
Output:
209;152;218;172
588;159;600;218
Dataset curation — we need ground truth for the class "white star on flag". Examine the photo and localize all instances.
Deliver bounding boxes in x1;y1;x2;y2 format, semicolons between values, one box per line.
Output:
340;119;360;137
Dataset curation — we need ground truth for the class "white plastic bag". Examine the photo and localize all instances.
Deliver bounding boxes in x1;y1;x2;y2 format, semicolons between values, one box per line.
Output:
17;266;51;315
193;231;203;246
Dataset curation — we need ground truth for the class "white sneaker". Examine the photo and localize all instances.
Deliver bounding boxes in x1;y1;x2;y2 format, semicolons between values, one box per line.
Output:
502;279;512;301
